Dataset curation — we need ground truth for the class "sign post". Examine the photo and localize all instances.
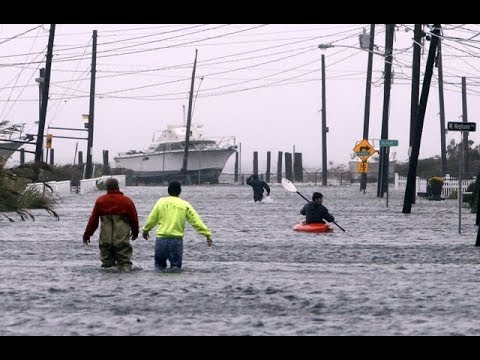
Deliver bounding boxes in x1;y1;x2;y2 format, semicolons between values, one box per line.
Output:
353;139;376;195
447;121;476;234
379;139;398;208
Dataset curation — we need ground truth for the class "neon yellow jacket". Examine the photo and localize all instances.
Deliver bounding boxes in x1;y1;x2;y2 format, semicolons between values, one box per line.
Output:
142;196;211;239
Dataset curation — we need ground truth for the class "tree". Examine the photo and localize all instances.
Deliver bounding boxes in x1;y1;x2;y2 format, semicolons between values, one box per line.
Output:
0;122;58;221
0;162;59;221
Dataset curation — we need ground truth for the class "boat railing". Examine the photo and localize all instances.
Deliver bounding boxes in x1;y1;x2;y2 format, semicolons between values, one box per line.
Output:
0;121;25;140
212;136;236;150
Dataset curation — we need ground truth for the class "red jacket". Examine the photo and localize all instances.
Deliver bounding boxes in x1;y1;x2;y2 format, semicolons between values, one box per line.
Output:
84;190;139;238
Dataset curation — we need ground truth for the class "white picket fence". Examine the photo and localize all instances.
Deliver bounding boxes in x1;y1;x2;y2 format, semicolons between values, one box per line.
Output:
394;173;475;198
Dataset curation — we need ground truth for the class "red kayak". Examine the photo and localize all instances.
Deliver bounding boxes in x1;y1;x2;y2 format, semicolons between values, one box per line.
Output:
293;222;333;233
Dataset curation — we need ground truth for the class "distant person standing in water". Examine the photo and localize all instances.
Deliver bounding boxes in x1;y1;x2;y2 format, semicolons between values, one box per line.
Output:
83;178;139;271
142;181;212;272
300;192;335;224
246;174;270;202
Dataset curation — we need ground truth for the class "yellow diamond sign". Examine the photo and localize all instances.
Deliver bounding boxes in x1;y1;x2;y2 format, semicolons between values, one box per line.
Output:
353;139;376;161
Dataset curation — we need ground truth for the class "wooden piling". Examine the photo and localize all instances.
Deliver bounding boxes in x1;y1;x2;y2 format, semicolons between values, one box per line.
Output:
103;150;111;175
49;148;54;166
234;151;239;183
277;151;283;183
266;151;271;183
294;152;303;182
253;151;258;175
285;152;293;181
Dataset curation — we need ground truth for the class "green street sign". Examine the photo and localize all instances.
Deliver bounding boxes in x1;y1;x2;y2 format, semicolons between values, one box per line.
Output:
356;151;371;157
379;139;398;147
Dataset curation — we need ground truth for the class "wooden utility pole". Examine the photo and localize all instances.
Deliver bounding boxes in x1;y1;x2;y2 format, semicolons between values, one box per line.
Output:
181;49;198;184
35;68;45;128
85;30;97;179
34;25;55;163
409;24;422;202
410;25;422;150
437;37;448;176
377;24;395;198
402;24;442;214
461;76;469;177
360;24;375;192
321;54;328;186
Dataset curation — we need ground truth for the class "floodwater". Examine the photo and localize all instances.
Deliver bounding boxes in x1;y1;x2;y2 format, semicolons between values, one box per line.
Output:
1;182;480;336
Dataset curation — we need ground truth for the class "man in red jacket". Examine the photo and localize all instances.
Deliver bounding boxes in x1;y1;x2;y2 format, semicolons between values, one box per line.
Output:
83;178;139;271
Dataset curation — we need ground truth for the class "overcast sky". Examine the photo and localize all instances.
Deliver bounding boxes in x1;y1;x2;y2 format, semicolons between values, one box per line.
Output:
1;24;480;173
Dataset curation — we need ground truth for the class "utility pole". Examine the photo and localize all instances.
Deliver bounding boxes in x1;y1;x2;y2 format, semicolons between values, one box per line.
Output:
35;68;45;126
461;76;469;177
181;49;198;184
360;24;375;192
377;24;395;197
35;68;45;161
409;24;422;202
85;30;97;179
437;36;448;176
34;24;55;163
402;24;442;214
321;54;328;186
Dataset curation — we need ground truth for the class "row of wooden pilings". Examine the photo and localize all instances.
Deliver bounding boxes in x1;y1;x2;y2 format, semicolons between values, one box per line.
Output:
233;151;303;184
19;148;110;170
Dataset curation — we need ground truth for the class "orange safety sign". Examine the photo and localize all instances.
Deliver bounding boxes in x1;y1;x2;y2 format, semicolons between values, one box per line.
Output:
357;161;368;173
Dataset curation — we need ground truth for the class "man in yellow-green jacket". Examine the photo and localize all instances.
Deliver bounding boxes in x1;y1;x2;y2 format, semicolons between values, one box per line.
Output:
142;180;212;272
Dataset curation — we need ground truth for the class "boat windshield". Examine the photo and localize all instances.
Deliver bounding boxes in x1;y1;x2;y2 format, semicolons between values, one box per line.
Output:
187;140;218;150
150;143;183;152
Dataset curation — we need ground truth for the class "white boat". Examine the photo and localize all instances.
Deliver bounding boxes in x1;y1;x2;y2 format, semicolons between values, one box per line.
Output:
0;122;26;167
113;124;237;185
0;140;23;167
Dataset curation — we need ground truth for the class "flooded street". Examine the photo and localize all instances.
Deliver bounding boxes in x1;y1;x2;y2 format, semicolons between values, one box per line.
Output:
1;183;480;335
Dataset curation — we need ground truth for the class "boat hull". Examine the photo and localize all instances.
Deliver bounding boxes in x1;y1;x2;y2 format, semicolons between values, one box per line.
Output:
114;148;236;185
0;141;23;167
293;222;333;233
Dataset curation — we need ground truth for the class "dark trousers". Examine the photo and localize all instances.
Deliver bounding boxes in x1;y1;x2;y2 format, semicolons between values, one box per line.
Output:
253;192;263;202
155;238;183;271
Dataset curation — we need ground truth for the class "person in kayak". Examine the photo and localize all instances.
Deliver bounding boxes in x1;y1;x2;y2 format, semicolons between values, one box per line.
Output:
246;174;270;202
300;192;335;224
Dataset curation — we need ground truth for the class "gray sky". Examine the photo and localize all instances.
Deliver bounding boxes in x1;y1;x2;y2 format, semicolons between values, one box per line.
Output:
1;24;479;173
